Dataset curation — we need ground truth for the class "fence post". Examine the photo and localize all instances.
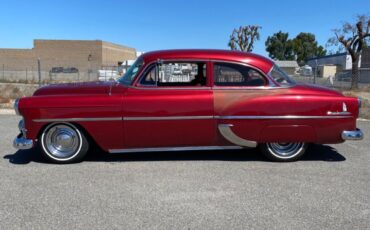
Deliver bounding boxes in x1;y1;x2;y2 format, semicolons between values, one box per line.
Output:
2;64;4;80
38;58;41;86
313;60;317;84
26;68;28;82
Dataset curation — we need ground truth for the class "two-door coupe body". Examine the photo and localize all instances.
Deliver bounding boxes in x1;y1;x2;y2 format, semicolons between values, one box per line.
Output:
13;50;363;163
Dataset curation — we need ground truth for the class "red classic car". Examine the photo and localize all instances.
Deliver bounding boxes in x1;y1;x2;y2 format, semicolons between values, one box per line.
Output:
13;50;363;163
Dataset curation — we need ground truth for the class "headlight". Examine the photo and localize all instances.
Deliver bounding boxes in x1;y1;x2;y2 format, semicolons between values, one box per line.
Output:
14;98;20;115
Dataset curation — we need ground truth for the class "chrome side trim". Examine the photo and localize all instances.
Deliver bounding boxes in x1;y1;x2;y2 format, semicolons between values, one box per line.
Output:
108;145;243;153
327;111;351;115
33;117;122;122
217;115;352;119
123;116;214;121
342;129;364;141
33;114;353;123
218;124;257;148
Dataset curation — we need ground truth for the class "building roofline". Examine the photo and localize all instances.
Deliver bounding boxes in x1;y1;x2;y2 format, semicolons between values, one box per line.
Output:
306;52;348;61
33;39;135;50
101;40;135;50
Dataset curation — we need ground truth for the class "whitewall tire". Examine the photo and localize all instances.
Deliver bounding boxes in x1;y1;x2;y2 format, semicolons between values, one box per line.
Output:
260;142;308;162
40;123;89;163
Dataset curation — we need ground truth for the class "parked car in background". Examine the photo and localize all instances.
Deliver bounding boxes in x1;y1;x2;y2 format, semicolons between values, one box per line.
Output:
63;67;79;73
299;65;313;76
50;67;64;73
13;50;363;163
50;67;79;74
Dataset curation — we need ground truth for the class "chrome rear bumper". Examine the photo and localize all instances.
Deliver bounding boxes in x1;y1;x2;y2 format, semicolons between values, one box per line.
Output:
13;134;33;150
342;129;364;141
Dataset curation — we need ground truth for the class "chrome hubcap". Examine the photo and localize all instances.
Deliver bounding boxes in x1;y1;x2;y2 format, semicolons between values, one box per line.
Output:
267;142;304;157
44;125;80;159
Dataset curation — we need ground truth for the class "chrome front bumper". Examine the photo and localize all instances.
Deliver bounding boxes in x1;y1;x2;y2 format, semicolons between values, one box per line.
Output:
13;118;34;150
342;129;364;141
13;134;33;150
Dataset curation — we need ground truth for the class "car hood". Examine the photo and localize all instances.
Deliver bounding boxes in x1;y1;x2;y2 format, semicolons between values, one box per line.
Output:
290;83;343;97
33;81;118;96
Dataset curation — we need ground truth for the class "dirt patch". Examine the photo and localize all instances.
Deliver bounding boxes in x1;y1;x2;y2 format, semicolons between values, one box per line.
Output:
0;97;11;103
0;83;39;109
342;90;370;119
0;83;38;99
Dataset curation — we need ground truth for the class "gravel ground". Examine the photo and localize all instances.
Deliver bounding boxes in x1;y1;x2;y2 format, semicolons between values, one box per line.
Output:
0;115;369;230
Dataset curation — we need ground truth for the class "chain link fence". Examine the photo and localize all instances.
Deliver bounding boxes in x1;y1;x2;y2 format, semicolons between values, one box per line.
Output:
1;59;370;90
291;68;370;90
0;61;131;85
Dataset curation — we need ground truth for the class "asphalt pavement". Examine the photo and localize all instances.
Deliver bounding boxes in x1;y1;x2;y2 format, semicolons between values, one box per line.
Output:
0;114;369;230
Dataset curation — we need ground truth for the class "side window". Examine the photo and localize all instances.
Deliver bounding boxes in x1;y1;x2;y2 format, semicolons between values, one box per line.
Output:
140;62;207;87
214;63;266;87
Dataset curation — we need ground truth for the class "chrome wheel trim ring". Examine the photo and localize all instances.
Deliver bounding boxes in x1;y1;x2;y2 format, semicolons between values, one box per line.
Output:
41;123;83;161
266;142;304;159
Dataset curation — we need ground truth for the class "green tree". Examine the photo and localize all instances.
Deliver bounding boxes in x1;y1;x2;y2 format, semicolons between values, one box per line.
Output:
228;25;262;52
327;15;370;89
265;31;295;60
292;32;327;64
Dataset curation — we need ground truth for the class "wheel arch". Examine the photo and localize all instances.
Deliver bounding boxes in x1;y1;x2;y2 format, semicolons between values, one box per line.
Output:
36;121;102;152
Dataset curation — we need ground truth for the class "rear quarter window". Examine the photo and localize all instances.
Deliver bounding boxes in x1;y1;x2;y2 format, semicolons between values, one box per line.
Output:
214;63;266;87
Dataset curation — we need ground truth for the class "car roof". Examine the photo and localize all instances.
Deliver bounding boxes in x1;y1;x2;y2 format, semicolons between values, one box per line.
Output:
140;49;274;74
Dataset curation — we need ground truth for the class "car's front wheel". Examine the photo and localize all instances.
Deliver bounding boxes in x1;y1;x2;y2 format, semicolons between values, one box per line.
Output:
260;142;308;162
40;123;89;163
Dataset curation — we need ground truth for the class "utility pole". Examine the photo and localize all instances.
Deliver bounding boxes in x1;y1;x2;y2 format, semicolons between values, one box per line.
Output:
38;58;41;87
88;54;92;81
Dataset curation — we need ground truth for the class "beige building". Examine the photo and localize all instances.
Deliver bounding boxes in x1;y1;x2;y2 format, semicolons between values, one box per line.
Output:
275;60;299;76
0;39;136;82
317;65;337;78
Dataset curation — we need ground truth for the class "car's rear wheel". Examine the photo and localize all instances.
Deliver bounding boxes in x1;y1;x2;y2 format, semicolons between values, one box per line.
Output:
40;123;89;163
260;142;308;162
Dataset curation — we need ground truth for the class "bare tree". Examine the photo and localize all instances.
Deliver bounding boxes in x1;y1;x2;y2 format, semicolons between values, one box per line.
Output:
228;25;261;52
328;15;370;89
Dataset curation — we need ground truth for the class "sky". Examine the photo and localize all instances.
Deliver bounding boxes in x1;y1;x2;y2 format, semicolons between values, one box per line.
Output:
0;0;369;56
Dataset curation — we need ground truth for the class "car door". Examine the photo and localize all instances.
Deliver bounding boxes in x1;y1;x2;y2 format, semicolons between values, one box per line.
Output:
212;61;277;146
122;60;216;148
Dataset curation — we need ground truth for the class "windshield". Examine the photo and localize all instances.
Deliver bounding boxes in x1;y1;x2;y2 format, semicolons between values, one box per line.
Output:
117;57;144;85
269;64;295;86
